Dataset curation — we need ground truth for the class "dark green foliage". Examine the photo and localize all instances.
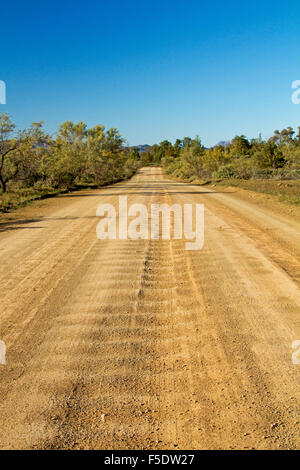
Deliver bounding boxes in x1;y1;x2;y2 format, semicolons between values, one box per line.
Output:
0;114;141;196
160;128;300;182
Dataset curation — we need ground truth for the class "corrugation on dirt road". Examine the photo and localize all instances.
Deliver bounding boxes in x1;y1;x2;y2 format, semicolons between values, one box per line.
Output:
0;167;299;449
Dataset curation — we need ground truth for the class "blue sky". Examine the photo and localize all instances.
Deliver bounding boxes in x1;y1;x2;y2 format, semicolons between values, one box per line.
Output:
1;0;300;146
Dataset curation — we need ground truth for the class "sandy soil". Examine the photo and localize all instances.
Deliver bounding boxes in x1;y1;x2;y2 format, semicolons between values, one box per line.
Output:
0;167;299;450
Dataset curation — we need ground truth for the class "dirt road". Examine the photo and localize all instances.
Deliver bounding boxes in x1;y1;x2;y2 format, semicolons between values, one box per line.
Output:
0;167;299;450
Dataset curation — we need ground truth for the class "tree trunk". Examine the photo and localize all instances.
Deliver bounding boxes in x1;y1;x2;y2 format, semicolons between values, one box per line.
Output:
0;177;6;193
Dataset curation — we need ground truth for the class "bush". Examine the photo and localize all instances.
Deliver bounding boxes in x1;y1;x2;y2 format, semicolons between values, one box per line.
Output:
213;164;237;179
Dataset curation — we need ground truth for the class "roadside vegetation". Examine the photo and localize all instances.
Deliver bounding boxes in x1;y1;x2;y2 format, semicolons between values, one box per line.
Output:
211;179;300;206
142;129;300;205
0;113;141;212
2;112;300;212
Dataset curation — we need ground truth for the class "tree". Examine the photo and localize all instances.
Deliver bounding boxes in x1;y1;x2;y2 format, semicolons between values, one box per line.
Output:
181;138;206;178
0;113;20;192
203;145;229;173
231;135;251;157
17;122;52;186
254;141;286;169
53;121;88;186
128;148;140;160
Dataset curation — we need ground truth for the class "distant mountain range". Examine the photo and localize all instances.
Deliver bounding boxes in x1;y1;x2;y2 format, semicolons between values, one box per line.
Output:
131;142;232;151
215;140;231;147
132;144;151;153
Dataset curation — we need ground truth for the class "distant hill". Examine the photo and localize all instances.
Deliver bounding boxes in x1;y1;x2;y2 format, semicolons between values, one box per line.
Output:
215;140;231;147
132;144;151;153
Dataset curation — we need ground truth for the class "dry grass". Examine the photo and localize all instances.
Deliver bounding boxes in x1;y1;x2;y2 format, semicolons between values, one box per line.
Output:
212;179;300;205
0;183;101;213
